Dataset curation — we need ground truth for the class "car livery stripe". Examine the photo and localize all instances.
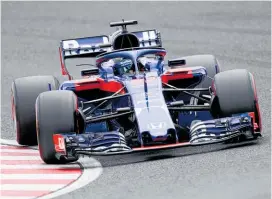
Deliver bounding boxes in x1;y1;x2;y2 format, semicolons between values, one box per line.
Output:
134;142;191;151
161;71;193;83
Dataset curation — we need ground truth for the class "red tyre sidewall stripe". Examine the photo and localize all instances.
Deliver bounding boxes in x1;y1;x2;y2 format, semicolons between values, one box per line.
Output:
35;97;43;156
249;73;262;132
211;79;216;96
11;94;15;120
11;90;20;143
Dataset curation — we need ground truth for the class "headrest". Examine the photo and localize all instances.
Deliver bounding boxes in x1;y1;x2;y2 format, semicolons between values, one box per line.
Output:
113;33;140;50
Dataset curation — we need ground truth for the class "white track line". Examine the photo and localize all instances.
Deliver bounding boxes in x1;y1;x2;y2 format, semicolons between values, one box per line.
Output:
1;197;34;199
1;173;81;180
2;184;66;191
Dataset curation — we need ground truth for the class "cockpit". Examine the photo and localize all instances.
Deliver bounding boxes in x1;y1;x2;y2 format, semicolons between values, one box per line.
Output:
97;48;166;77
101;58;136;76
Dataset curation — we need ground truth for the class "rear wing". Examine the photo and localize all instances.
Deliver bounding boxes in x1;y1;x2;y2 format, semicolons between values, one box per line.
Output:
132;30;162;48
59;35;111;78
60;30;161;59
59;30;162;78
60;35;111;58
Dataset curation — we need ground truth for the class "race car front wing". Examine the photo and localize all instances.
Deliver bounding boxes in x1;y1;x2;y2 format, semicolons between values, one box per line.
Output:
53;112;260;160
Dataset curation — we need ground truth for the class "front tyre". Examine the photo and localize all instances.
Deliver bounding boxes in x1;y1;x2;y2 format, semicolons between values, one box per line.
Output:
211;69;261;132
36;90;79;164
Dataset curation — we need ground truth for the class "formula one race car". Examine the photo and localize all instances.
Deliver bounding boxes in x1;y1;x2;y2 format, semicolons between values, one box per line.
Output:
11;20;262;164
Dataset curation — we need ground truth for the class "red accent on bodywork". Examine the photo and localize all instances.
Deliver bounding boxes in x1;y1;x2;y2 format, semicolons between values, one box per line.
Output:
248;112;259;131
59;47;67;75
74;77;125;93
155;51;166;57
53;134;66;155
74;78;100;91
75;82;100;91
161;68;193;84
96;57;108;65
249;73;262;132
59;47;72;80
134;142;190;151
98;78;125;93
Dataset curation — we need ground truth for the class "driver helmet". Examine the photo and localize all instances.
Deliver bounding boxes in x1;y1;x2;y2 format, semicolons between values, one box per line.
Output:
113;58;135;76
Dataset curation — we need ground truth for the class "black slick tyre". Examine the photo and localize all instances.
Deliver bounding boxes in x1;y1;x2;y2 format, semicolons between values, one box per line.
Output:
211;69;256;117
11;76;59;146
170;54;220;96
36;90;78;164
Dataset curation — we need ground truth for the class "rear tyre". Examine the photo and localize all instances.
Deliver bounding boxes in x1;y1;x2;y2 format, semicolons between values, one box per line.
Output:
211;69;256;117
11;76;59;146
36;90;79;164
170;54;220;96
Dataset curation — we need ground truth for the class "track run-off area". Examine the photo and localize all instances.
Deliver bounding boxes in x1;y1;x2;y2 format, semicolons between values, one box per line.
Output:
0;139;102;199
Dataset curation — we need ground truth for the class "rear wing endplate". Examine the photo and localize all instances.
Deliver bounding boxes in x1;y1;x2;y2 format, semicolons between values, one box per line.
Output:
132;30;162;48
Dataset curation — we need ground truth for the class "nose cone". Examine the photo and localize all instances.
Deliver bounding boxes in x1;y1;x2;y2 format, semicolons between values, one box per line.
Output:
125;75;176;143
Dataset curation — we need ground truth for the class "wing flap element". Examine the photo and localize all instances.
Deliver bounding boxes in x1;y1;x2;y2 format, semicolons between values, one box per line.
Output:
61;36;110;58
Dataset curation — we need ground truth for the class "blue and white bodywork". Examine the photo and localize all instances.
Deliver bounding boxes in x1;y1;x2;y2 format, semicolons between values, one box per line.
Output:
53;20;260;159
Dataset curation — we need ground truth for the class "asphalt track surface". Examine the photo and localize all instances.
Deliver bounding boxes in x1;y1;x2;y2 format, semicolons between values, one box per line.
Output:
1;2;271;199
